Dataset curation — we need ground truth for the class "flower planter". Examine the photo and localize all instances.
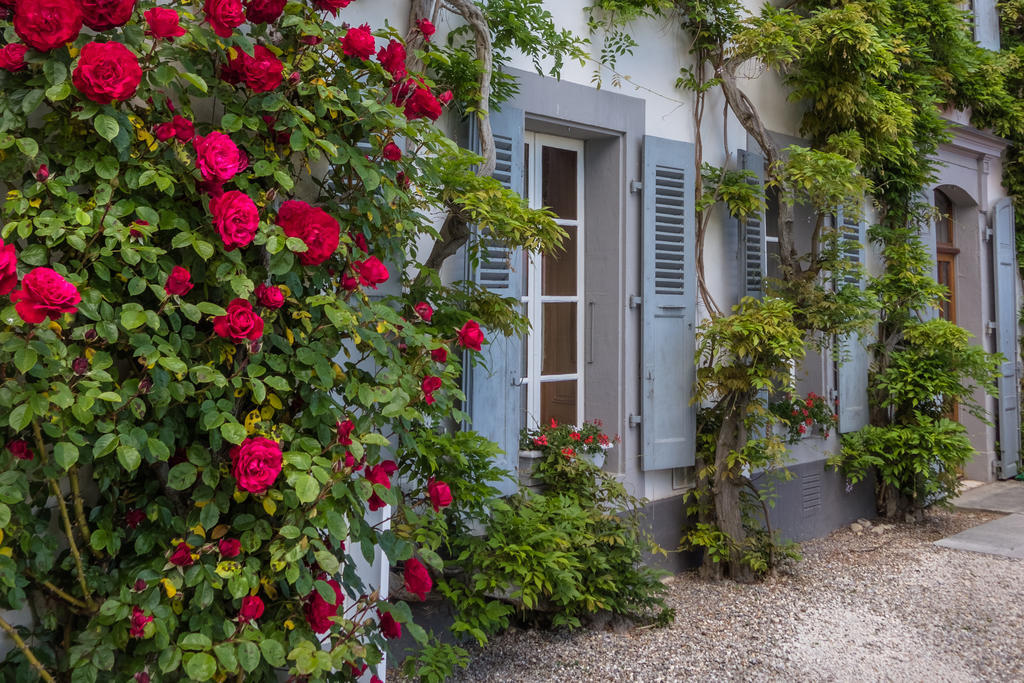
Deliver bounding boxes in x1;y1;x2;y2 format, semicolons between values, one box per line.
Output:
518;448;608;491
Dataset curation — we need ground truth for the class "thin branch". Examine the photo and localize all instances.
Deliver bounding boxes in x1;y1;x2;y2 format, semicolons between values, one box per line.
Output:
68;466;97;557
0;614;55;682
34;577;92;612
32;420;95;610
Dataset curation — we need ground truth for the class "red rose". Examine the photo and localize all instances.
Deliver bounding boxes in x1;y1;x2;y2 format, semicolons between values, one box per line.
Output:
378;610;401;639
12;267;81;324
214;298;265;343
421;375;442;405
342;24;375;60
382;141;402;162
204;0;245;38
0;239;17;295
72;42;142;104
194;131;248;183
350;231;369;253
354;256;389;288
431;347;447;363
226;45;283;92
276;200;340;266
244;0;285;23
219;538;242;558
404;86;442;121
168;542;193;567
0;43;28;72
365;460;398;511
336;419;355;445
416;18;436;40
312;0;351;15
129;606;153;638
413;301;433;321
125;508;144;528
341;275;359;291
209;190;259;251
439;90;453;104
239;595;264;622
428;478;452;512
14;0;83;52
456;320;484;351
304;578;343;633
8;439;32;461
164;266;193;296
81;0;135;31
230;436;282;494
403;557;432;600
154;122;176;141
377;40;407;80
255;283;284;309
35;164;49;182
144;7;185;39
172;116;194;142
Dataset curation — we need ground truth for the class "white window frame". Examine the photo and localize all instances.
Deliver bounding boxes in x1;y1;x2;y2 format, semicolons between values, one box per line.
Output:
521;133;585;427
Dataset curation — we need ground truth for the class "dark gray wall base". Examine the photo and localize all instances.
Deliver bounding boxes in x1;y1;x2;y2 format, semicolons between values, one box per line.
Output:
640;459;877;571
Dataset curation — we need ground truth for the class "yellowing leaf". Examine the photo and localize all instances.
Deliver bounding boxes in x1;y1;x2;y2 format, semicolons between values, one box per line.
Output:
245;409;261;433
267;393;283;410
285;328;294;346
260;577;279;599
283;619;295;630
47;321;62;334
160;578;177;598
189;523;206;538
233;490;248;503
84;348;96;361
210;524;230;540
260;405;275;420
215;560;241;578
262;497;277;515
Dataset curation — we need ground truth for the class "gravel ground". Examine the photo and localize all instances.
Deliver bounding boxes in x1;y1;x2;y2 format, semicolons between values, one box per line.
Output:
446;509;1024;682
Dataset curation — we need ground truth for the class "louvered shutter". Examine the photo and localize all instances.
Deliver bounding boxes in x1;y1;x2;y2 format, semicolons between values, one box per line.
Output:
640;136;697;470
919;193;939;321
836;207;869;433
465;107;525;494
738;149;767;300
992;198;1019;477
974;0;1000;51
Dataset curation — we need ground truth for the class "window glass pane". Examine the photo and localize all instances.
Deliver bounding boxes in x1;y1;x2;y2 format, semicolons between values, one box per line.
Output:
766;240;781;281
542;226;577;296
542;302;577;375
541;380;577;426
765;189;780;238
541;146;577;220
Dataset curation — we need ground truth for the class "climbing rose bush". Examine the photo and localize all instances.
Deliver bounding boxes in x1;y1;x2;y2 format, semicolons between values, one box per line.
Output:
0;1;511;680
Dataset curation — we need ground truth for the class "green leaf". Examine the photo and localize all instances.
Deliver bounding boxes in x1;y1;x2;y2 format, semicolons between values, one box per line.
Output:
14;347;37;374
116;445;141;472
197;302;228;316
167;462;197;490
180;72;209;94
258;639;285;667
8;404;31;431
237;641;260;673
93;433;118;457
16;138;38;158
179;633;213;651
315;550;339;574
53;442;79;470
213;642;237;672
183;653;217;681
293;474;319;503
45;81;72;102
0;503;11;528
159;647;182;674
220;422;246;445
121;309;148;330
95;156;119;180
94;114;119;142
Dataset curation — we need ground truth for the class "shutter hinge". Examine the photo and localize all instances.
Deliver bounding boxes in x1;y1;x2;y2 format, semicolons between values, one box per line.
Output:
985;228;994;241
511;373;524;387
628;414;642;428
986;321;997;334
629;180;643;194
629;295;643;309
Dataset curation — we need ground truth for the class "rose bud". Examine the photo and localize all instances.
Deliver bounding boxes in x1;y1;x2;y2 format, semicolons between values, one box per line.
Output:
84;329;98;341
35;164;50;182
138;376;153;394
72;357;89;375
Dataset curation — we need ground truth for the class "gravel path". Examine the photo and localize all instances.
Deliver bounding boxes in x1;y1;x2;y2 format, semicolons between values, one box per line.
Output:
448;509;1024;682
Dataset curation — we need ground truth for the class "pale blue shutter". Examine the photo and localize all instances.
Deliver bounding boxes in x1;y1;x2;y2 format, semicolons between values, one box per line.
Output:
466;107;525;494
919;194;939;321
640;136;697;470
974;0;1000;51
992;198;1019;478
837;208;869;433
738;149;767;300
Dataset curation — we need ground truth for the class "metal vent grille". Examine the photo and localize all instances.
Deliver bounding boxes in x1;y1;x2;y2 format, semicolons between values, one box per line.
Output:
801;472;823;515
653;165;687;295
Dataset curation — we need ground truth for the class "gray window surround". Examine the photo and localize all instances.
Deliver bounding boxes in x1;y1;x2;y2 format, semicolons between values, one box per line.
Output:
500;67;645;475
